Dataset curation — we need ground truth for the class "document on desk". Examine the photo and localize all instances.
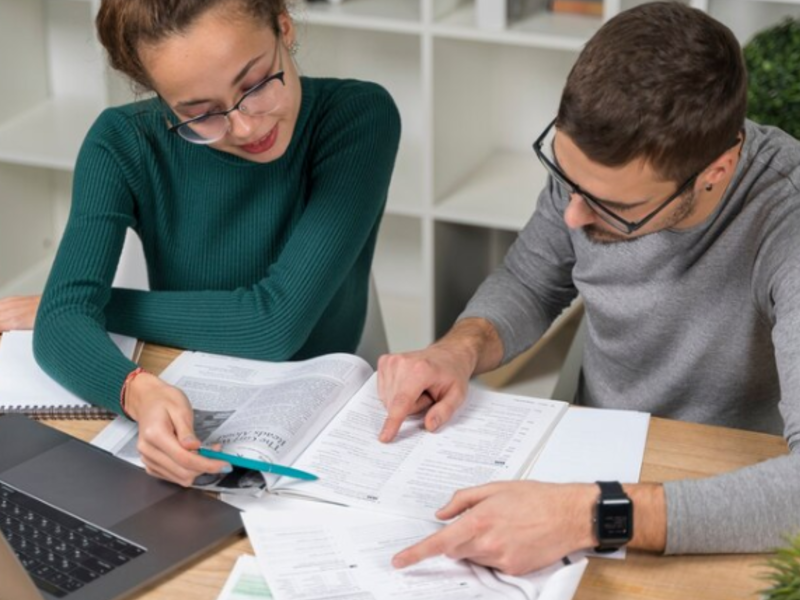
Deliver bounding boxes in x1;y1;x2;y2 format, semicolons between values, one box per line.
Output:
241;496;587;600
527;407;650;484
217;555;273;600
93;349;570;508
0;331;139;416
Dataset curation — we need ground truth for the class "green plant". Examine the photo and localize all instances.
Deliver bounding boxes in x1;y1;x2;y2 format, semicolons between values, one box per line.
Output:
743;17;800;140
761;533;800;600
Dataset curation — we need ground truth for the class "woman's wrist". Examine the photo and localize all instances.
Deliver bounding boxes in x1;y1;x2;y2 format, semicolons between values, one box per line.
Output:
122;370;163;421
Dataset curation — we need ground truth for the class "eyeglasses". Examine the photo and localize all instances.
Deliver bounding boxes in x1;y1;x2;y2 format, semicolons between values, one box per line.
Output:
533;119;700;235
166;44;286;145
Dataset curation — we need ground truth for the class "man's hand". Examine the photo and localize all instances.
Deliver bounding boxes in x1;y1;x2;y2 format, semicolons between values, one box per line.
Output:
0;296;41;331
392;481;667;575
391;481;597;576
377;318;504;443
125;372;231;486
377;344;473;442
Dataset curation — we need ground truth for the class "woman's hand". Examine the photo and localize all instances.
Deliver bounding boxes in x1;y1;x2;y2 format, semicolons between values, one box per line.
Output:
0;296;41;331
125;372;231;486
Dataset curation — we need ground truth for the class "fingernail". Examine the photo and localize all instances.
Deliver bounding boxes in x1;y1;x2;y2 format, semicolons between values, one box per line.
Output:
182;436;198;444
429;416;440;432
392;556;406;569
220;464;233;474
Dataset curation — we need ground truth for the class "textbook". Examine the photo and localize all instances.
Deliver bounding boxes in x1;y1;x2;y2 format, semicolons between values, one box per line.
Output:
94;350;571;512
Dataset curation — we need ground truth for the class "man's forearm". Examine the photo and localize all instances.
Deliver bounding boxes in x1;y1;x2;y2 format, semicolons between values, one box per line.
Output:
435;317;505;377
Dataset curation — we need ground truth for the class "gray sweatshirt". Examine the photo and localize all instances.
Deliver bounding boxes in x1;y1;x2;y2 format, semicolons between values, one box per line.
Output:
460;120;800;554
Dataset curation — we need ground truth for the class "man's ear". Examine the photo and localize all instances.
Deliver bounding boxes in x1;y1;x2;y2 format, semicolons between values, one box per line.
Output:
701;139;742;187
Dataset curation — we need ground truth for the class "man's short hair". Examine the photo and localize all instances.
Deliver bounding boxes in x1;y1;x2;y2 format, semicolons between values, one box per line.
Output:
556;1;747;183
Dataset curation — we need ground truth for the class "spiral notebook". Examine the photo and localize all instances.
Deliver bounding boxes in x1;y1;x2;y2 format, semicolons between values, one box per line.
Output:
0;331;141;419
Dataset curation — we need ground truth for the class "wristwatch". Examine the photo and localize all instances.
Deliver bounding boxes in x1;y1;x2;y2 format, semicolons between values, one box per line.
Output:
593;481;633;553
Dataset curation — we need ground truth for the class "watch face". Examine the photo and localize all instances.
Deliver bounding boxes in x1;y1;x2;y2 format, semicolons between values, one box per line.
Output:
599;500;631;540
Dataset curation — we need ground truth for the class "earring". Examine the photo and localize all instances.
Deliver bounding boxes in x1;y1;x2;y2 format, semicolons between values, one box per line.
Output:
289;40;299;56
705;183;713;192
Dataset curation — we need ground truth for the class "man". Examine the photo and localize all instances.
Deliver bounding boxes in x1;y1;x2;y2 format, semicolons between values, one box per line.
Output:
377;1;800;576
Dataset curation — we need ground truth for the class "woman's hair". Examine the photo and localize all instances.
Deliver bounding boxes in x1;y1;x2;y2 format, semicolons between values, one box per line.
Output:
96;0;289;91
556;2;747;184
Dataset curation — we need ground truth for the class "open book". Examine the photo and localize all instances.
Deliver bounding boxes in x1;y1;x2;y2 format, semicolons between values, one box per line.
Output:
93;350;570;514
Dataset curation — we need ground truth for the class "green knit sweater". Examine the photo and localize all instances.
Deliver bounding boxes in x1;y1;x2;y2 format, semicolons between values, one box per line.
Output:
34;77;400;413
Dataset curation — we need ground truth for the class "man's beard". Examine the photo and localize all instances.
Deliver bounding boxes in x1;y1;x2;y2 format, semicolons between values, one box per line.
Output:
583;189;698;245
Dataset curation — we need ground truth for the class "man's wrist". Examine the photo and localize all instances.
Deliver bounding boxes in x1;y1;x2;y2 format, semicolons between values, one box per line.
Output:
575;483;666;553
626;483;667;552
436;317;503;376
570;484;601;549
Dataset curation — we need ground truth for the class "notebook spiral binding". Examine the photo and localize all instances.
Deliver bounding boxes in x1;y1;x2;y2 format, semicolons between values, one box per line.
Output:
0;406;116;420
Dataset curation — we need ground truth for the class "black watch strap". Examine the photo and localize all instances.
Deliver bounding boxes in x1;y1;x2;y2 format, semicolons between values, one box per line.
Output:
594;481;633;553
597;481;626;499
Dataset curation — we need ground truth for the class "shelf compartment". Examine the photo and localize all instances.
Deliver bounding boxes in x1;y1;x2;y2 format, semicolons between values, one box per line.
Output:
0;165;56;294
0;98;102;170
299;25;425;214
706;0;800;40
372;215;425;298
434;152;548;231
385;139;425;217
433;222;519;337
380;294;428;353
432;1;601;50
297;0;422;34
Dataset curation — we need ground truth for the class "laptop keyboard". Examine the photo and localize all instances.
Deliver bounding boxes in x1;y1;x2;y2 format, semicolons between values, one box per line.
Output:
0;483;146;598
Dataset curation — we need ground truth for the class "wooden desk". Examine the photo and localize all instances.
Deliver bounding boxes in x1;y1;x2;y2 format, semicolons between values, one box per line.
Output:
44;344;789;600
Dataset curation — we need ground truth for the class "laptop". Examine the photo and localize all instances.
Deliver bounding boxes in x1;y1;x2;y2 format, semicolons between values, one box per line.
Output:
0;414;243;600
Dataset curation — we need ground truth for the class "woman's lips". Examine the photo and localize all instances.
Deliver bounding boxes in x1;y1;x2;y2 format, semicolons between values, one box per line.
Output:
240;125;278;154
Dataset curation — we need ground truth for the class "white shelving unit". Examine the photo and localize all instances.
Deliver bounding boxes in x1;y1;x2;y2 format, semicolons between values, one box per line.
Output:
2;0;799;388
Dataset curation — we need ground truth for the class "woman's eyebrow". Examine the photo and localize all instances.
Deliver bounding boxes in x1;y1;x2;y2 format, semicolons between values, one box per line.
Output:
175;53;267;108
231;53;266;86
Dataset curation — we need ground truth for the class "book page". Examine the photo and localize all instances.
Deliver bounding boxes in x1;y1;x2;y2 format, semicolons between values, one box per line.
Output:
94;351;373;492
279;375;568;521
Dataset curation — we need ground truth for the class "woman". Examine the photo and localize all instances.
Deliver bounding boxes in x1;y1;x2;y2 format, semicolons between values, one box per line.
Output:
0;0;400;486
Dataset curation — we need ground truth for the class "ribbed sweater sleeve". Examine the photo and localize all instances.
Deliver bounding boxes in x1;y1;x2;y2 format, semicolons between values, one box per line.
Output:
104;86;400;359
33;112;141;412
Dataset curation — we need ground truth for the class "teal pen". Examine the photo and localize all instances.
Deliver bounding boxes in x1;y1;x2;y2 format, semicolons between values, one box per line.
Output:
198;448;318;481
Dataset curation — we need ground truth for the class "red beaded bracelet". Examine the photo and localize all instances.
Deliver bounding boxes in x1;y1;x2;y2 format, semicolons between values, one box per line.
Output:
120;367;147;420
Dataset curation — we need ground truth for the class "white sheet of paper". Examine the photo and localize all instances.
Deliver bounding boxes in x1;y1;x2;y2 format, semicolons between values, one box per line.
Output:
527;407;650;484
238;496;587;600
0;331;137;408
216;555;274;600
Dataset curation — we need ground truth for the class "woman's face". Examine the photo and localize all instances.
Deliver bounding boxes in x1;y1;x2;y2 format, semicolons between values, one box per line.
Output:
141;7;301;163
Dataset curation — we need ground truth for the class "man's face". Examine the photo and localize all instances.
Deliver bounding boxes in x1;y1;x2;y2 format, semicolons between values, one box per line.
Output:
553;133;699;244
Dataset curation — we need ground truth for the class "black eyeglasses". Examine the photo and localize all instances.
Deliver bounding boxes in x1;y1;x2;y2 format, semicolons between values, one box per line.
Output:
166;44;285;145
533;119;730;235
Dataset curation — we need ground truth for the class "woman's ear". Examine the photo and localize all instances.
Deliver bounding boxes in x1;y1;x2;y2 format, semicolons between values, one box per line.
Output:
277;12;295;51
